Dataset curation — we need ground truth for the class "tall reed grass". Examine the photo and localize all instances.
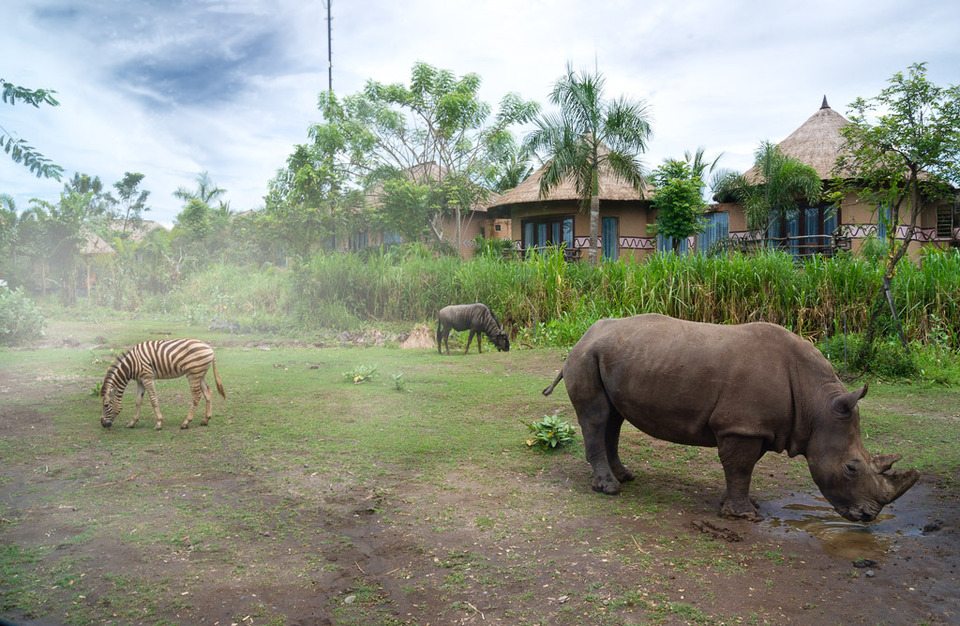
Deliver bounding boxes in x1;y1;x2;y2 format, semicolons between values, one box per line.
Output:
165;247;960;350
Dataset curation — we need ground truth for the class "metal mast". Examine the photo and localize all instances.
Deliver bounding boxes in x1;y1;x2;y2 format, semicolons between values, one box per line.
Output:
325;0;333;93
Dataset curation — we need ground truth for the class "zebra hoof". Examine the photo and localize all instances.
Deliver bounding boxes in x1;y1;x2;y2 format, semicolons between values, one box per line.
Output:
180;422;190;429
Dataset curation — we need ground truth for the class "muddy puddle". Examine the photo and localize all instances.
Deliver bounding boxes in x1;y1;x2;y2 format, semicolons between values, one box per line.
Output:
759;483;942;560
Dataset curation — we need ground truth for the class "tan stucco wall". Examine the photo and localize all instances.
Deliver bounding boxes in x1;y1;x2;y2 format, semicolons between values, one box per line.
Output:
439;210;487;258
504;201;656;260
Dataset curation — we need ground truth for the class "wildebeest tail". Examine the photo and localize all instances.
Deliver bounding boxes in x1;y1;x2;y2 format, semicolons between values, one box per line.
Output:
542;370;564;396
213;360;226;398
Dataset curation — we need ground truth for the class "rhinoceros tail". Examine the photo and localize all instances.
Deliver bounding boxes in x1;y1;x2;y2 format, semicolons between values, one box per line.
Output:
542;370;564;396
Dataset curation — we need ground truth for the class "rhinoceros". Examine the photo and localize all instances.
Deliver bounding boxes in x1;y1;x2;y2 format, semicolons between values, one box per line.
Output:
542;314;920;522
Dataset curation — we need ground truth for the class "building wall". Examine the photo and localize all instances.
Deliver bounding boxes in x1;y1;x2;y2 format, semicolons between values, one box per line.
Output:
711;192;957;259
505;200;657;260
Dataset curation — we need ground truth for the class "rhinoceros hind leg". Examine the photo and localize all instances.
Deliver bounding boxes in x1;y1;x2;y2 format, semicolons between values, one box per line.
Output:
605;409;635;483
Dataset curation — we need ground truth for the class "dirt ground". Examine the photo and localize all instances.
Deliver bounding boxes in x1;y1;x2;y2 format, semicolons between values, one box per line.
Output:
2;332;959;625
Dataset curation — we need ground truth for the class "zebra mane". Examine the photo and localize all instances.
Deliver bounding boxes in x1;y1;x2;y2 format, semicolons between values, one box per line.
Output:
100;350;132;396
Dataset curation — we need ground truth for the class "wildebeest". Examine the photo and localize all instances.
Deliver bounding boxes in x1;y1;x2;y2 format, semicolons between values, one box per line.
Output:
437;303;510;355
100;338;225;430
543;314;919;522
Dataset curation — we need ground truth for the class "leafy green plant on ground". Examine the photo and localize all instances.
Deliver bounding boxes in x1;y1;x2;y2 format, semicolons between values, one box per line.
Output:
343;364;379;384
525;414;577;449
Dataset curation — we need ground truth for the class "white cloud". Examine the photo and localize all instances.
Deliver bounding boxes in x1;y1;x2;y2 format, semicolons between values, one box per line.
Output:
1;0;958;225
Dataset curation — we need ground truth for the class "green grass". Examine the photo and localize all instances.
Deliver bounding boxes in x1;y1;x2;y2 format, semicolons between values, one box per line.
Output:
2;316;958;625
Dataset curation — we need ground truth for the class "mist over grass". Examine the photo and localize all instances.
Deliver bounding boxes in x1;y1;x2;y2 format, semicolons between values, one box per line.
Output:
138;246;959;348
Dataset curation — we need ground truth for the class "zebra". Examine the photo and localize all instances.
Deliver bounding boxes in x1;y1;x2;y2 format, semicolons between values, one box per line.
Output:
437;303;510;355
99;338;225;430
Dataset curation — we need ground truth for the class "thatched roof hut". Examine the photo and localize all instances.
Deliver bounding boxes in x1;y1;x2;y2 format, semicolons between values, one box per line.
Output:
486;144;646;212
745;97;850;182
80;228;115;255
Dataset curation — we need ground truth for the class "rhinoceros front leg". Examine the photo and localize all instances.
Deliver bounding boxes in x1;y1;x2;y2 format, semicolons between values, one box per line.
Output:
577;396;622;495
717;436;763;521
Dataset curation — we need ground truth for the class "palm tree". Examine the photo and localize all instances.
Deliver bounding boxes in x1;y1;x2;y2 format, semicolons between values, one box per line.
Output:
524;64;652;263
174;171;226;206
714;141;822;235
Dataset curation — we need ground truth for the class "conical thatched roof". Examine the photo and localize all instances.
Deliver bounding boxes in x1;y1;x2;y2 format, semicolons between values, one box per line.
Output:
486;142;646;209
80;228;115;255
745;97;850;182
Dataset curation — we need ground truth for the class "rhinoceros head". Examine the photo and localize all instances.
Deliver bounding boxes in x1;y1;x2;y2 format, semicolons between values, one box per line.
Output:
806;384;920;522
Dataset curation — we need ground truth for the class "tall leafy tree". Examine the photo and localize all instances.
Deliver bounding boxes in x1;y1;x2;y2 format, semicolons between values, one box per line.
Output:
523;63;652;263
714;141;822;234
833;63;960;358
1;79;63;180
311;62;539;250
108;172;150;234
652;158;708;253
28;191;97;304
63;173;111;220
263;143;356;260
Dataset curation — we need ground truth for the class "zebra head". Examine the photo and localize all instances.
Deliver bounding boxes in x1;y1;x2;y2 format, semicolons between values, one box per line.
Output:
100;384;123;428
493;332;510;352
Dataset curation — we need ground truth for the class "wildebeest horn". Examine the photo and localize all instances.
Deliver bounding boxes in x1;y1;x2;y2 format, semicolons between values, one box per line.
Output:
871;453;902;474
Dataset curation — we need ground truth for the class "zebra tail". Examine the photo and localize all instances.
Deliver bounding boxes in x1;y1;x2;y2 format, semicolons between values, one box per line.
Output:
213;360;226;398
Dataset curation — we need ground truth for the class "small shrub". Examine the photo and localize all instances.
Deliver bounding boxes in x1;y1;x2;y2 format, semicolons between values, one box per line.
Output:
343;364;379;384
391;372;406;392
820;333;919;379
525;414;577;450
0;286;45;345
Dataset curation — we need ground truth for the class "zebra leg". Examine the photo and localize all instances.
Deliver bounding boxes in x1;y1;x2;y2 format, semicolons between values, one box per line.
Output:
465;330;476;354
128;380;146;428
142;378;164;430
199;377;213;426
181;377;203;429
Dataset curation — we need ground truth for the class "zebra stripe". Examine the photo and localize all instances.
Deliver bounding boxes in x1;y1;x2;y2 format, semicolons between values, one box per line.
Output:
100;339;226;431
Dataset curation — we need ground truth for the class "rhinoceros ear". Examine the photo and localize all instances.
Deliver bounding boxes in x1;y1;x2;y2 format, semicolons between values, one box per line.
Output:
832;383;868;418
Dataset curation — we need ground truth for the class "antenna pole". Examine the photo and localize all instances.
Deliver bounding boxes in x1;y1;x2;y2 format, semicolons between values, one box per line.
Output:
325;0;333;93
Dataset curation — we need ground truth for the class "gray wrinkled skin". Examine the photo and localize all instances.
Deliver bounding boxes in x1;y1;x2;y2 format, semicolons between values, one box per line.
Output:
543;314;919;522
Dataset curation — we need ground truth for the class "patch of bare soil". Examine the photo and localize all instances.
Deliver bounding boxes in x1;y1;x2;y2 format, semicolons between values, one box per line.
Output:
398;324;436;350
1;338;959;626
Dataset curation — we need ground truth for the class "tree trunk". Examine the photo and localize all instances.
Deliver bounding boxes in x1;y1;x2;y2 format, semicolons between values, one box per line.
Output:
588;192;600;264
858;176;921;364
455;206;462;256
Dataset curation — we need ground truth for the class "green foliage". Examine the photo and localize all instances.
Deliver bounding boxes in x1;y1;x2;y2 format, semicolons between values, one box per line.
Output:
392;372;406;392
525;414;577;450
0;286;45;345
310;62;539;248
343;364;379;384
716;141;822;233
820;333;920;379
524;62;652;263
472;235;516;259
652;159;708;250
1;78;63;180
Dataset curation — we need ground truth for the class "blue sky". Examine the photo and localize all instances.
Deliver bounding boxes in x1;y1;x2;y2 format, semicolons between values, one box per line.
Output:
2;0;958;225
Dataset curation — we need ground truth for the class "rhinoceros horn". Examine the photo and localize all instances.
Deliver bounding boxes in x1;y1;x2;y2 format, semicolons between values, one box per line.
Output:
872;453;920;504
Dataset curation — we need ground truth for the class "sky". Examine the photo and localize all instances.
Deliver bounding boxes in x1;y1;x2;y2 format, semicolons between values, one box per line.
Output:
2;0;959;227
